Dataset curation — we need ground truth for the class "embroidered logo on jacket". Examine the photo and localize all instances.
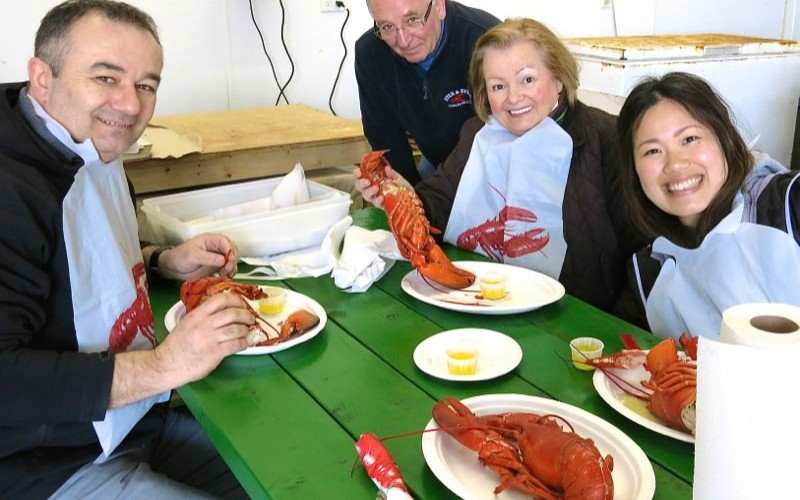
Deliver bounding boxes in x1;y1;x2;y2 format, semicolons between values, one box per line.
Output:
444;88;472;108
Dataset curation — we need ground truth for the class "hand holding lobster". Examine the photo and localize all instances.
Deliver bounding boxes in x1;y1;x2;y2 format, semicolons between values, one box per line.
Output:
154;292;255;385
353;162;414;210
356;150;475;289
180;277;320;347
152;233;239;281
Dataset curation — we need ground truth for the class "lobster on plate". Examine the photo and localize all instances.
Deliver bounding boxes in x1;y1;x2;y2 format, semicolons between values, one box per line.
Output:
179;277;319;347
358;150;475;290
586;334;697;434
433;397;614;500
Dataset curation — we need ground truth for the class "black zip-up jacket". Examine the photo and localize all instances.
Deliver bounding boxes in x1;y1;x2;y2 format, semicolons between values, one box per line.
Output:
0;82;167;499
355;0;499;184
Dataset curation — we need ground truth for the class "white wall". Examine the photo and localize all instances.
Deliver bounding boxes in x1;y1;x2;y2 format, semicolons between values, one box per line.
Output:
1;0;798;120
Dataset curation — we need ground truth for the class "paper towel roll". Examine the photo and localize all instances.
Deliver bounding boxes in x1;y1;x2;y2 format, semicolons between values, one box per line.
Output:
694;303;800;499
719;302;800;347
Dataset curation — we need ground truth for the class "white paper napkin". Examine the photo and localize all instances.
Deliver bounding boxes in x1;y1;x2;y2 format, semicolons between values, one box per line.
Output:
237;216;353;280
331;226;404;293
271;162;310;209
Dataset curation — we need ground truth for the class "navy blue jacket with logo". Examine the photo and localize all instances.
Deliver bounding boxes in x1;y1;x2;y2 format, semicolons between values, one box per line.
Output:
355;0;499;183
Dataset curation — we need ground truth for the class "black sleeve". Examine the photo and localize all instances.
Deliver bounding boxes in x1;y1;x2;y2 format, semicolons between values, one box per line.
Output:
756;171;800;245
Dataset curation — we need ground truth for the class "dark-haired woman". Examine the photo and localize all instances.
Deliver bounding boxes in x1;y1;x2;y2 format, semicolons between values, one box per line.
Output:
617;71;800;339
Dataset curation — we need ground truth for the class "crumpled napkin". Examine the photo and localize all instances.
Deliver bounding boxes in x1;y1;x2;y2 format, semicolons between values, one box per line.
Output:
237;216;353;280
271;162;310;209
236;216;404;291
331;226;404;293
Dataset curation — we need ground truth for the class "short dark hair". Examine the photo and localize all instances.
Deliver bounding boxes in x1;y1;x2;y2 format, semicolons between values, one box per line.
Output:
616;72;752;247
35;0;161;77
469;17;578;123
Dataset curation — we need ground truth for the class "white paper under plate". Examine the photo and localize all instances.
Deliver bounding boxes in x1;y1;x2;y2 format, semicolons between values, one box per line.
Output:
401;261;565;315
164;287;327;355
422;394;655;500
593;364;695;443
413;328;522;381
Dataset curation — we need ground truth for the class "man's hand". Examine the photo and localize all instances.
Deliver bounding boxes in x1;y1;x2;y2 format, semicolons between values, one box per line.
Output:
156;233;239;280
155;293;252;382
109;293;253;408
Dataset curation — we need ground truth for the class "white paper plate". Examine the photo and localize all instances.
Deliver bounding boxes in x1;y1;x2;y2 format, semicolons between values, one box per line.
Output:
413;328;522;381
401;261;565;315
593;365;695;443
422;394;656;500
164;287;327;355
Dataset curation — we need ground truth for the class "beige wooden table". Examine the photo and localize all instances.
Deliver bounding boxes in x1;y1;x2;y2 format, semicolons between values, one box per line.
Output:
125;104;370;194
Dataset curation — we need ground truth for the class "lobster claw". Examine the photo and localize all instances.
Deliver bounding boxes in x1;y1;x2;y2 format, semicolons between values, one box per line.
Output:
432;397;498;452
268;310;320;345
417;245;476;289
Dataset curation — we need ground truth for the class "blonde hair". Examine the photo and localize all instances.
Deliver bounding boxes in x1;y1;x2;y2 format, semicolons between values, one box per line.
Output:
469;18;578;122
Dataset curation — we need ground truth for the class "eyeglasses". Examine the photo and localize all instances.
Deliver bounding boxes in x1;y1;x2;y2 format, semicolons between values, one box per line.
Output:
372;0;433;41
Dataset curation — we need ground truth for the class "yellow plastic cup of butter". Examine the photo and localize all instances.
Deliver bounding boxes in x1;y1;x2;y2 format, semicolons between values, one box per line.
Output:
258;287;287;315
570;337;604;371
445;344;479;376
479;272;507;300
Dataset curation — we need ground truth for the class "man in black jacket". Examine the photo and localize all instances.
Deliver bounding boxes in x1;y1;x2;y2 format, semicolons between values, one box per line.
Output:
0;1;252;497
356;0;498;184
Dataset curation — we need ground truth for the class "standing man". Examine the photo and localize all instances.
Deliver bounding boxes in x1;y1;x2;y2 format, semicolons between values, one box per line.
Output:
356;0;499;184
0;1;251;497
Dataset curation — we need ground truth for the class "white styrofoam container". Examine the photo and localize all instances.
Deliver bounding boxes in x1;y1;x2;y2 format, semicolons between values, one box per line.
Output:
566;35;800;167
141;178;351;257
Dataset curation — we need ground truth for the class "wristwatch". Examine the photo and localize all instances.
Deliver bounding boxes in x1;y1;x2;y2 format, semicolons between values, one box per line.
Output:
148;246;173;274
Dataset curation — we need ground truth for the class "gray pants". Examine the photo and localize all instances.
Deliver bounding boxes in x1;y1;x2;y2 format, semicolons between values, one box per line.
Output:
48;410;247;500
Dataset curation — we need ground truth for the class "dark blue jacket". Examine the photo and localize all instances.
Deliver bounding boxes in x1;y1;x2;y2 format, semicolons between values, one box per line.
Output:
355;0;498;184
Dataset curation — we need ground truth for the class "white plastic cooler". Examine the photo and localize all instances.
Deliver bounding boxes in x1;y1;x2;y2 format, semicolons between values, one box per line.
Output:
565;34;800;167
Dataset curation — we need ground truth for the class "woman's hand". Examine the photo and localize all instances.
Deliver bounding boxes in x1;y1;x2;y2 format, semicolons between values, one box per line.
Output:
353;165;414;209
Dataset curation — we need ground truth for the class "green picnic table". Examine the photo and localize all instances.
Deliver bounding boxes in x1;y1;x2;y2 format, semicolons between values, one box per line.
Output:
150;207;693;499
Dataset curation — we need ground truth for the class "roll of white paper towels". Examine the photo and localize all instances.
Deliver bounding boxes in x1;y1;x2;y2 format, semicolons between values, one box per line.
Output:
694;303;800;499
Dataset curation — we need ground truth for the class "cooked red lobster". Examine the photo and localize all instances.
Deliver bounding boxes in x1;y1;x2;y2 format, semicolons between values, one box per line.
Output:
433;397;614;499
586;334;697;434
179;277;319;346
358;150;475;289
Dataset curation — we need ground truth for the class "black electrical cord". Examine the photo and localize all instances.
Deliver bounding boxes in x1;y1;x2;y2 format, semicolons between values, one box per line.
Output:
328;3;350;116
247;0;293;105
275;0;296;105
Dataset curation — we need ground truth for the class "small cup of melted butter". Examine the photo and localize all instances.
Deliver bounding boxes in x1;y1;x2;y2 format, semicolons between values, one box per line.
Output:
569;337;604;371
258;286;287;315
479;272;507;300
446;344;479;376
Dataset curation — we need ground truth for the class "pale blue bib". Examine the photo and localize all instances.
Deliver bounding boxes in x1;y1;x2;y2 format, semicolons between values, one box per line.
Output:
444;116;573;279
644;163;800;340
